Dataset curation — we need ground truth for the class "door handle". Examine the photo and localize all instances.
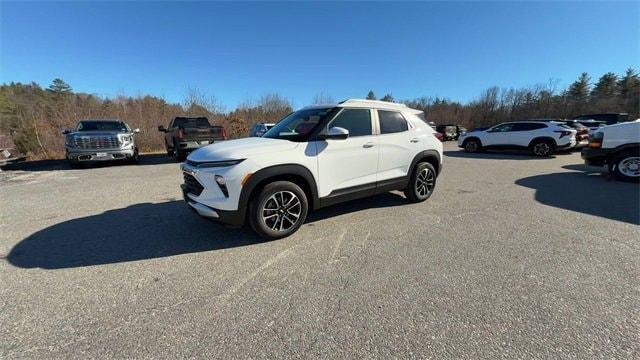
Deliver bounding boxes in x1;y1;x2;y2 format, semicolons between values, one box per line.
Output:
363;142;375;148
410;138;420;143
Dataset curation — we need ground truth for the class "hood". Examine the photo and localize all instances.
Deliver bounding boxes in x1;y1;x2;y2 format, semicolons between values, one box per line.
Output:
69;130;128;136
187;137;298;162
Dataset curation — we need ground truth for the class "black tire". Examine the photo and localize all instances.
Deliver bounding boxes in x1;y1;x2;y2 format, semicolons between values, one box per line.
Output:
530;139;555;157
463;138;481;153
610;150;640;182
174;147;186;162
249;181;309;240
129;148;140;164
404;162;437;203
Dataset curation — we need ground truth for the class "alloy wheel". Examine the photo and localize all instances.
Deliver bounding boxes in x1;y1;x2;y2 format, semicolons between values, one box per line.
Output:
533;142;550;156
262;191;302;232
416;168;435;197
619;157;640;177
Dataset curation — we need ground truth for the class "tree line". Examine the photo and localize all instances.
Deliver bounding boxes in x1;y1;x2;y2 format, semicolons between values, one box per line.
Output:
399;69;639;129
0;68;638;160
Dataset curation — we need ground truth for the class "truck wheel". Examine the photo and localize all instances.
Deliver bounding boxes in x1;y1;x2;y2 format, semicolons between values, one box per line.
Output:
249;181;308;240
173;147;186;162
530;139;555;157
611;151;640;182
129;149;139;164
404;162;436;203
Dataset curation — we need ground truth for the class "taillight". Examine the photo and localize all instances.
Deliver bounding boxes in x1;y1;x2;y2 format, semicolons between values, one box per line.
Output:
588;131;604;148
176;128;184;140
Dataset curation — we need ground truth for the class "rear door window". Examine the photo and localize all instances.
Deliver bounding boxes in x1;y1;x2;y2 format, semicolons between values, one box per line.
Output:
378;110;408;134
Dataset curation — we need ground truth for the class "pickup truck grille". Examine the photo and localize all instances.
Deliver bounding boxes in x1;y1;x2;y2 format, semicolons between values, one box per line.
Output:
73;136;119;150
183;173;204;196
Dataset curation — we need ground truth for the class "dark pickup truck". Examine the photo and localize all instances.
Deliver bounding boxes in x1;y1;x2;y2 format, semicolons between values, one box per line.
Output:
158;117;227;160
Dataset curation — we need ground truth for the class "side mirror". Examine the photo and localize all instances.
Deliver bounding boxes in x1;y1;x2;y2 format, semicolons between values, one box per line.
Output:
133;128;140;134
158;125;166;132
61;129;71;135
324;126;349;140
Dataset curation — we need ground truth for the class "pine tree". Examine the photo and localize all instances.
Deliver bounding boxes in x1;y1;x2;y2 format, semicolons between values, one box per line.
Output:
618;68;639;98
618;68;640;113
46;78;72;96
366;90;376;100
568;72;590;103
380;93;394;102
591;72;619;99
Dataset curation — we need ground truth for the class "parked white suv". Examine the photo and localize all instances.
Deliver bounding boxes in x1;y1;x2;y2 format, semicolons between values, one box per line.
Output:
180;99;443;239
581;119;640;182
457;121;576;157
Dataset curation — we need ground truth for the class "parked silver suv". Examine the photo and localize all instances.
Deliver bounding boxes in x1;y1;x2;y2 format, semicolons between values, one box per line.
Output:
63;119;139;168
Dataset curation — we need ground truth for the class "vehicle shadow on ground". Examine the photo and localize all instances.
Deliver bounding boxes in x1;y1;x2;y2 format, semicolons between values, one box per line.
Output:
1;154;174;172
444;150;557;160
515;164;640;225
6;193;409;270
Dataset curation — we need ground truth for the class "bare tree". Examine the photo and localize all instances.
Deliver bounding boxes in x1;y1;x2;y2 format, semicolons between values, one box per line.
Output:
312;91;334;104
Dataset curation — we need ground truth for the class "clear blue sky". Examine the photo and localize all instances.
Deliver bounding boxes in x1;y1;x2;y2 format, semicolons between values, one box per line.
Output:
1;1;638;108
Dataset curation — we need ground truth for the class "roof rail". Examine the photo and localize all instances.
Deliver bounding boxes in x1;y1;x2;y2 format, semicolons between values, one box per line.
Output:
338;98;409;109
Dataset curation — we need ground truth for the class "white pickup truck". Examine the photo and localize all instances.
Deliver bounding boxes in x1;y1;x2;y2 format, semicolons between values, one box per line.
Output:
581;120;640;182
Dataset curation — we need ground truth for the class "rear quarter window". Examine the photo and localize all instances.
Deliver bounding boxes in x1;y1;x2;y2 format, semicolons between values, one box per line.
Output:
378;110;408;134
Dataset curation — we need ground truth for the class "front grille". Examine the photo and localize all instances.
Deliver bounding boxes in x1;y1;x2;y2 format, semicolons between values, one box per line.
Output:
73;135;119;150
183;173;204;196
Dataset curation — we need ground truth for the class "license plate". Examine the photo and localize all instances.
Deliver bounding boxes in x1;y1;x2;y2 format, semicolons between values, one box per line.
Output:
199;141;209;145
96;152;108;157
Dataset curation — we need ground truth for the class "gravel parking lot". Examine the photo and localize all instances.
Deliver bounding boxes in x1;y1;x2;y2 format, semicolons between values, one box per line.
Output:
1;142;638;358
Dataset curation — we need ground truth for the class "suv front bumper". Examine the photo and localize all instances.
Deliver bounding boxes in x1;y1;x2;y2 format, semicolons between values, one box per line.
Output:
66;147;135;162
181;185;245;226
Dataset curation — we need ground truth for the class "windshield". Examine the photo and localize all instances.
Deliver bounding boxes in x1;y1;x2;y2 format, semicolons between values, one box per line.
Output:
77;121;128;132
263;107;337;141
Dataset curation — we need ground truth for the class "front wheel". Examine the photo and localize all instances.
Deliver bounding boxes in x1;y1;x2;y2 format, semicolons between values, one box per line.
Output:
173;147;186;162
463;138;481;153
128;148;139;164
249;181;309;239
404;162;437;203
610;151;640;182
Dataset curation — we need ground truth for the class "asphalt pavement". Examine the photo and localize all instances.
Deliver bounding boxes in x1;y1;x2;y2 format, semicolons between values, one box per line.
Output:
1;143;638;358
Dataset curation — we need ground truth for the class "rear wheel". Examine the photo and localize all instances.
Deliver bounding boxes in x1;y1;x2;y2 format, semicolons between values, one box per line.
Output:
463;138;481;153
610;151;640;182
249;181;308;239
404;162;437;203
530;139;555;157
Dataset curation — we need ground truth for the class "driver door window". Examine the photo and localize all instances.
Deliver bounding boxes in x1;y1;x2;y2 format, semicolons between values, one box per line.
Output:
326;108;373;137
485;123;515;146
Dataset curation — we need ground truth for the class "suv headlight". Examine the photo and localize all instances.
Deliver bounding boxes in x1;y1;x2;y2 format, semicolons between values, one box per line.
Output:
65;135;76;147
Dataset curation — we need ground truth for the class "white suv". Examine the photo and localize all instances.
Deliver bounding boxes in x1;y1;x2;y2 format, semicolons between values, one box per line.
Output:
180;99;443;239
457;121;576;157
